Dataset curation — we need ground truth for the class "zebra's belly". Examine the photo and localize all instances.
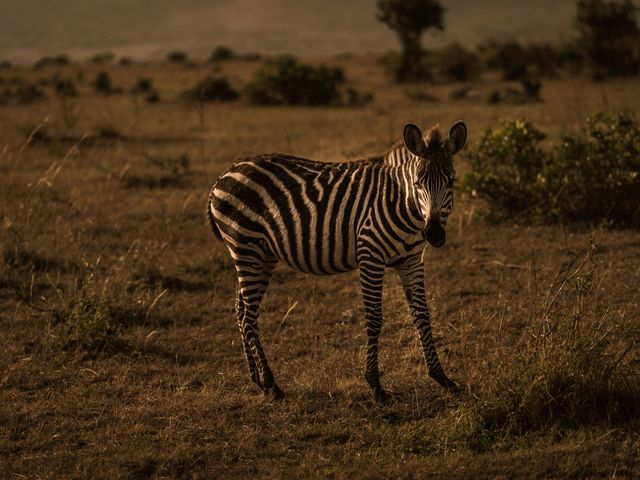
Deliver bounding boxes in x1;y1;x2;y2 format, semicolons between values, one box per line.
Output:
267;227;359;275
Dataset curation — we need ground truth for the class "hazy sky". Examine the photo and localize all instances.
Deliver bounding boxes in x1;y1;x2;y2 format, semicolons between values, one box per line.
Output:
0;0;578;62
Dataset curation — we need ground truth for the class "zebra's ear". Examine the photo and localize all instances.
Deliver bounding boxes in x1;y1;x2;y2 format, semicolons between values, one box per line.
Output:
403;124;427;157
447;121;467;155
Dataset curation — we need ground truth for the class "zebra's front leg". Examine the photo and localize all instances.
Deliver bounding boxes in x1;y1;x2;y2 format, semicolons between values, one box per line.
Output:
395;255;459;393
359;262;389;404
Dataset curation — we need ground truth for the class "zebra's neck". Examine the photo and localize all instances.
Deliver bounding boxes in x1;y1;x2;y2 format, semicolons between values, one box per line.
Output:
384;143;416;167
375;145;424;232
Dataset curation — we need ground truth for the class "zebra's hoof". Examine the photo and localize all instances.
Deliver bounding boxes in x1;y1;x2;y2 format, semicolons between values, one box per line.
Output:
265;384;285;401
445;381;462;395
430;372;461;394
374;388;390;405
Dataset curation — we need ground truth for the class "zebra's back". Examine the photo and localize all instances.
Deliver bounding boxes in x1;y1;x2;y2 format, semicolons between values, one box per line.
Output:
209;154;380;274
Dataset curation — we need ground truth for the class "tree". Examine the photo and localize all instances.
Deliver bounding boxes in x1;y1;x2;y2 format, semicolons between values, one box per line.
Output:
377;0;444;82
575;0;640;77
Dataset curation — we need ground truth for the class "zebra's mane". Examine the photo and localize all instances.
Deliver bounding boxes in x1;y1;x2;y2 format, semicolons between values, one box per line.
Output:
424;125;443;149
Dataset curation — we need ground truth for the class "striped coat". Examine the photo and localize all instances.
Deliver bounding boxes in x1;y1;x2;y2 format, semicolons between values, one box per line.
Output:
208;121;466;402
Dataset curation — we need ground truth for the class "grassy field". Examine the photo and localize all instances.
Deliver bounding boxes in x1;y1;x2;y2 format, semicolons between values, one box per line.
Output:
1;57;640;478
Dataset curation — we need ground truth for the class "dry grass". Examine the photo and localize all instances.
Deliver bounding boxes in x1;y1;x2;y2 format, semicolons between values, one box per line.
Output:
1;57;639;478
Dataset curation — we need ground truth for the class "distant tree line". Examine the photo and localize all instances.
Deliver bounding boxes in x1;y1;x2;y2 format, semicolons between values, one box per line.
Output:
376;0;640;82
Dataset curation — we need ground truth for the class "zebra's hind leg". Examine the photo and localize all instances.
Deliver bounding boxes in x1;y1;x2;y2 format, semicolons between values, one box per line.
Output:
235;290;261;389
233;251;283;400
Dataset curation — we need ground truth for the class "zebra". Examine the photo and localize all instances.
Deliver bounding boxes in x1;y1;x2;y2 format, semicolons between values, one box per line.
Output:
207;121;467;403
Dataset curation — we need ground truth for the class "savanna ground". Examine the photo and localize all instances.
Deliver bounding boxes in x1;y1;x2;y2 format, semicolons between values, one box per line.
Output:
1;57;640;478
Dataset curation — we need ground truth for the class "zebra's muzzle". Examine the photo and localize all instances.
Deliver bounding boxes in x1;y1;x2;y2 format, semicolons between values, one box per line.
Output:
425;221;446;248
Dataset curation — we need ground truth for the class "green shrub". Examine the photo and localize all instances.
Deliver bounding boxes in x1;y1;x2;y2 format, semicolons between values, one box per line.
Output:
183;76;238;102
52;273;120;353
245;55;344;106
551;113;640;225
460;119;548;218
460;113;640;226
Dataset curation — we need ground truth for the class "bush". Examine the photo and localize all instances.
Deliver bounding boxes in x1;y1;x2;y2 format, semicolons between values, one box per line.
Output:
96;126;121;140
34;54;70;69
575;0;640;77
479;39;573;79
131;77;153;93
183;76;239;102
130;77;160;102
485;77;542;104
380;51;433;83
210;45;236;62
55;78;77;97
551;113;640;225
525;42;563;77
0;83;47;105
167;51;188;63
14;84;47;104
145;91;160;103
460;113;640;226
521;76;542;98
461;119;548;218
436;42;481;82
245;55;344;106
91;51;115;64
345;87;374;107
484;40;529;80
51;272;120;353
94;71;113;94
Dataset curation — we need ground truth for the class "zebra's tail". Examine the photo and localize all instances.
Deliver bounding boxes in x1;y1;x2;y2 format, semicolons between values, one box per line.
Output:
206;189;223;241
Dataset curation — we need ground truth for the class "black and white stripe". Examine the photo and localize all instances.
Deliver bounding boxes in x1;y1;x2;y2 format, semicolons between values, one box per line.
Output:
207;121;467;402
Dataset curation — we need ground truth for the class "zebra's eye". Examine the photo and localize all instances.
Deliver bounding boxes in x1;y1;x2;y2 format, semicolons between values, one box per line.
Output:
414;182;423;189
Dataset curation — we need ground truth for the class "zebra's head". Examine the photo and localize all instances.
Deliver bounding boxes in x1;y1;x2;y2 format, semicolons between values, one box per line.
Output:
403;121;467;248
